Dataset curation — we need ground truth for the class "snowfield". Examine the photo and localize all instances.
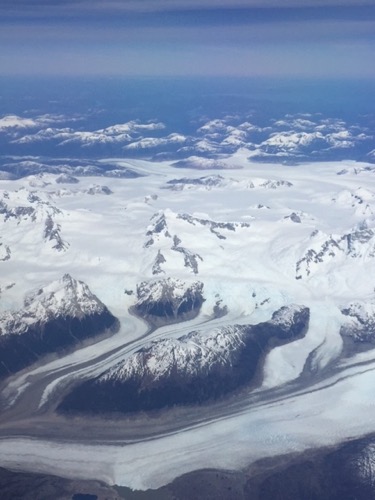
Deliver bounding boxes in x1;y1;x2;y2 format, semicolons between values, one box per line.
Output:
2;151;375;488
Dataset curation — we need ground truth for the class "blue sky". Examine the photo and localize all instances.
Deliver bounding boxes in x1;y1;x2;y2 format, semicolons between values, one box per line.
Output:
1;0;374;78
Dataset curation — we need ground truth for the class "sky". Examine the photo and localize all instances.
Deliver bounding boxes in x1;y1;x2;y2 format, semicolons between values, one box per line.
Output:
0;0;374;78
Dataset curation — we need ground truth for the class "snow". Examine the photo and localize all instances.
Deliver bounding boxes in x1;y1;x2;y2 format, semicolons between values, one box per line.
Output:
0;274;107;336
163;174;292;191
10;120;166;147
2;155;375;489
3;357;375;489
124;133;187;150
172;155;239;169
98;324;247;383
261;302;343;389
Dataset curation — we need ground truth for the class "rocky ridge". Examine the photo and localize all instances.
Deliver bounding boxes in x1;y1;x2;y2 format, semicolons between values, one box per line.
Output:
0;274;119;378
145;209;251;275
341;300;375;344
0;187;68;253
296;223;375;279
163;175;293;192
134;277;205;326
58;304;309;414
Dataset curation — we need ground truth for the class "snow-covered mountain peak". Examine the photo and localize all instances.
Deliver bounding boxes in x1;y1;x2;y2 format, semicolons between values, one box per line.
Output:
162;175;293;192
142;207;252;276
136;277;203;304
341;299;375;343
0;275;108;337
86;184;113;196
0;186;68;253
164;175;226;191
59;303;310;414
295;225;375;280
23;274;106;318
55;174;79;184
270;304;309;330
98;323;248;385
172;156;240;170
134;277;205;325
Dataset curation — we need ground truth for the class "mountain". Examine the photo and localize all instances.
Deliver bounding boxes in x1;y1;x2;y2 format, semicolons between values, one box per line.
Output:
58;305;309;414
0;274;119;378
0;158;144;180
341;300;375;344
1;77;375;495
163;174;293;192
143;209;252;276
133;277;205;326
295;224;375;280
0;186;68;254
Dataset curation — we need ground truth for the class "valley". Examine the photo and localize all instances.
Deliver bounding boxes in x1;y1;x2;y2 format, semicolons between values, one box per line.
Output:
2;149;375;491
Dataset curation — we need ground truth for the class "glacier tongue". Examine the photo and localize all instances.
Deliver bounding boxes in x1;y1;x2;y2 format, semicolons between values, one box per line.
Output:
2;154;375;489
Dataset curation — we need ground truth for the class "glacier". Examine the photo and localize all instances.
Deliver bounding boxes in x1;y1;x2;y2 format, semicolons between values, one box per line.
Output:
2;150;375;490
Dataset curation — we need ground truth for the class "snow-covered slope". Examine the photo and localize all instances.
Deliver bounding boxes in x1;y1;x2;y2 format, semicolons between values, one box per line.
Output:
0;186;69;255
341;300;375;343
163;174;293;191
143;208;251;276
0;274;119;377
58;304;309;413
3;153;375;489
134;277;204;325
0;274;110;335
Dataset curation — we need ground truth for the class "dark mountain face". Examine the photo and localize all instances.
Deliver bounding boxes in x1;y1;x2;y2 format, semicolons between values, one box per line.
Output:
0;275;119;378
58;305;309;415
133;277;205;326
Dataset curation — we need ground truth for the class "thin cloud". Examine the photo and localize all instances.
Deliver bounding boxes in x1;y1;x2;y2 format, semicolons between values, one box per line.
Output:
2;0;375;9
1;0;374;78
1;19;374;44
2;0;375;18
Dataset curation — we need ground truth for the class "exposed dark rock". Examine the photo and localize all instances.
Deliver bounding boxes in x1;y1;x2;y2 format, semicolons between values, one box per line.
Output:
177;213;250;240
284;212;301;223
152;250;167;275
172;158;238;170
4;435;375;499
0;242;11;261
44;215;69;251
0;200;35;222
133;278;204;326
118;435;375;500
86;185;113;195
55;174;80;184
144;212;171;248
213;299;228;318
0;275;119;379
296;227;375;279
58;305;309;414
171;246;203;274
341;301;375;345
0;466;121;500
0;159;144;180
163;175;225;190
0;311;118;378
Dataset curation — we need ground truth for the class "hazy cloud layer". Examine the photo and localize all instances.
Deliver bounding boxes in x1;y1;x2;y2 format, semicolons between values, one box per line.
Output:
2;0;375;12
0;0;374;77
